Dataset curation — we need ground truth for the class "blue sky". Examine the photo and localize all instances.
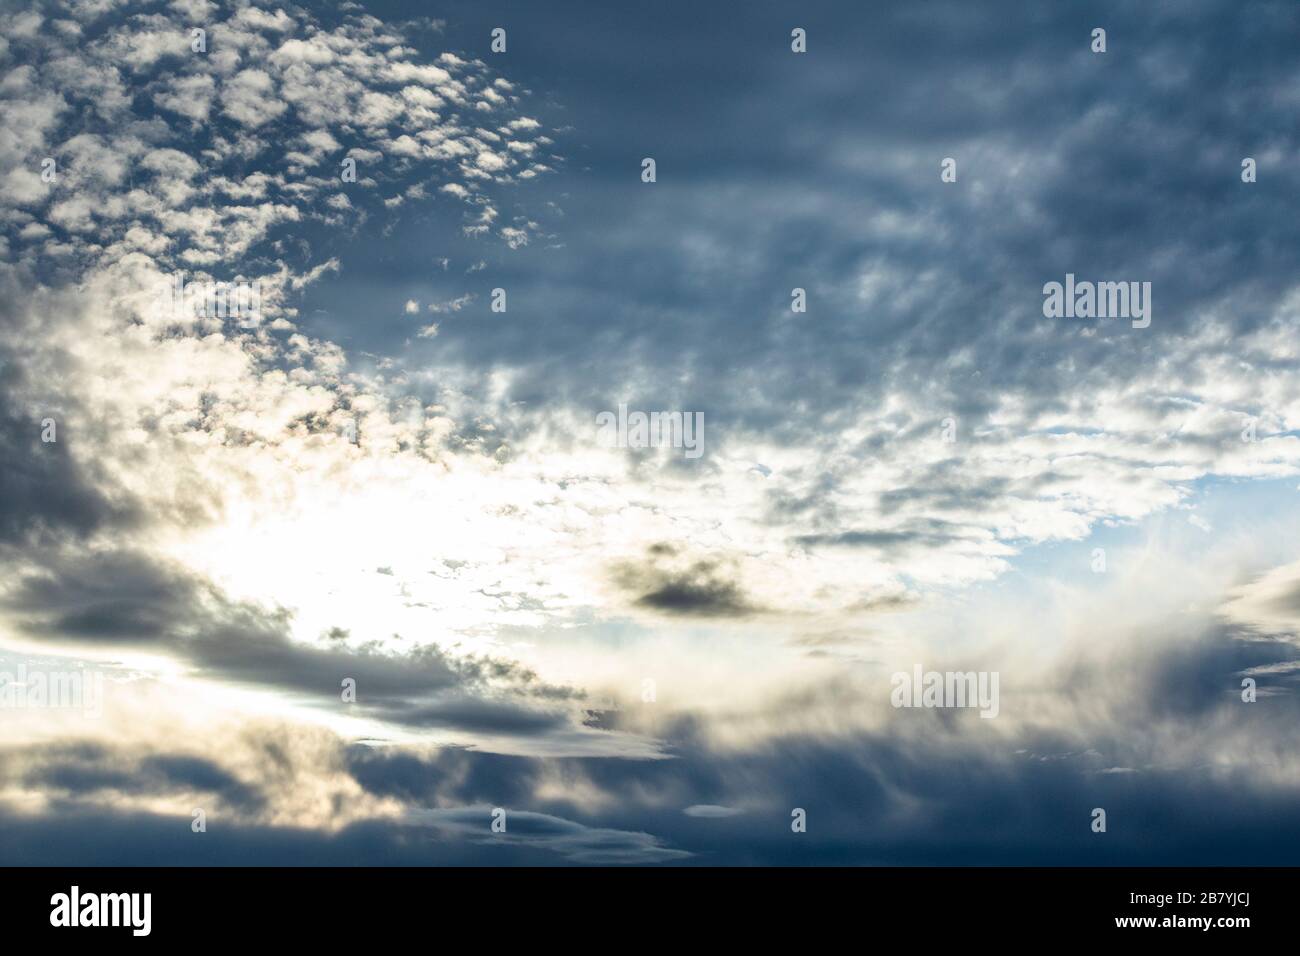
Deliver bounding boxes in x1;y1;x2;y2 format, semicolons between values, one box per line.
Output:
1;0;1300;865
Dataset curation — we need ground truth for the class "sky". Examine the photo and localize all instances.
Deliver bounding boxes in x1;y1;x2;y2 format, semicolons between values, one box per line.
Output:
2;0;1300;865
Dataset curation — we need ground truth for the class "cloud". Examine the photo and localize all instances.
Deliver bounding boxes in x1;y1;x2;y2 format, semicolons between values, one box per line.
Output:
612;547;763;618
27;743;265;813
3;0;1300;866
1222;558;1300;636
682;804;745;818
0;546;594;742
403;807;691;864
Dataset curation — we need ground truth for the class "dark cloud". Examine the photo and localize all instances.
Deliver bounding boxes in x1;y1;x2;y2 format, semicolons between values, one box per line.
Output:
0;319;136;548
1;547;582;737
337;620;1296;864
0;801;695;865
376;695;571;735
347;745;539;807
22;742;264;813
612;549;761;617
795;518;973;553
2;615;1298;865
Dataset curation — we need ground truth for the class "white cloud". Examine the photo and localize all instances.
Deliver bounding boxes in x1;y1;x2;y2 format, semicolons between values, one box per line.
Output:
221;68;287;128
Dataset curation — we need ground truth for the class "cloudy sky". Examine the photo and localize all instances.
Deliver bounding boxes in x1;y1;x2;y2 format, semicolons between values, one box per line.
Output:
2;0;1300;865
